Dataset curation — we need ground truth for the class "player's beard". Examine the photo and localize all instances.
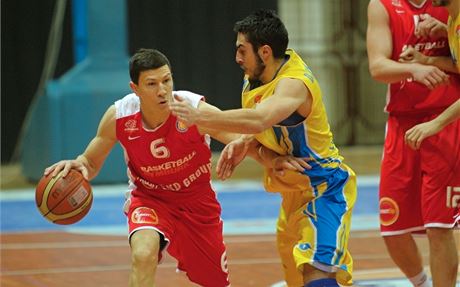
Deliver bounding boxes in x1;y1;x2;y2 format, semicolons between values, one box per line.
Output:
432;0;450;6
248;53;266;82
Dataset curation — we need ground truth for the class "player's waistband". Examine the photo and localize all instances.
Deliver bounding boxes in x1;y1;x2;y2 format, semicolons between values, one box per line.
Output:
131;183;216;204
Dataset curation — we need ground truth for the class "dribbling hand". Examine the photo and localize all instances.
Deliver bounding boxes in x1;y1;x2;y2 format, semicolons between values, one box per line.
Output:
44;160;89;180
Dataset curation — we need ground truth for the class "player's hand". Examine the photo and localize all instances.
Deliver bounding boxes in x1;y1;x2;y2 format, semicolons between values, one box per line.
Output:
399;45;428;64
411;64;449;90
272;156;311;177
44;160;89;180
415;14;447;39
404;121;442;150
216;138;250;180
169;93;200;126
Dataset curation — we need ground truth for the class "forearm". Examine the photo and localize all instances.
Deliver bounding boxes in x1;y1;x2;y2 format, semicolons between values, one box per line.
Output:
425;56;460;74
77;135;115;180
197;108;267;134
369;58;418;83
432;100;460;128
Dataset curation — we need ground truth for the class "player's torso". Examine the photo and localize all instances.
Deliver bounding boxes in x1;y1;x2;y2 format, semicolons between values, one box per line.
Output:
115;94;212;195
242;50;346;186
381;0;460;114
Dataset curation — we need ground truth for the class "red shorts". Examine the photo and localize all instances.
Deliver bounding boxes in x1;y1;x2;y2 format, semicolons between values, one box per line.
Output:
127;188;230;287
379;115;460;235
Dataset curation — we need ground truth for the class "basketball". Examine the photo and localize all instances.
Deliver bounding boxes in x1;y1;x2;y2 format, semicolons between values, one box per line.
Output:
36;169;93;225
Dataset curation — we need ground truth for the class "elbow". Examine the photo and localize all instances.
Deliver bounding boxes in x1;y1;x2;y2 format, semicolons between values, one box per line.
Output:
368;63;381;81
368;56;389;82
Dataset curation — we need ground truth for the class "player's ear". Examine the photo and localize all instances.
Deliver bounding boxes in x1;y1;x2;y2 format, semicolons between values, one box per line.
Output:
129;81;138;95
259;45;272;60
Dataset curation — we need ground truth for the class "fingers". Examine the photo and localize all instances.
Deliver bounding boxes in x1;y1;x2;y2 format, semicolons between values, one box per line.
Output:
418;67;449;90
273;156;311;174
299;158;312;170
415;14;434;38
217;162;234;180
216;150;228;174
81;169;89;181
399;46;414;61
173;93;184;102
426;71;449;89
288;158;308;172
216;148;235;180
43;160;86;179
44;161;67;177
405;127;423;150
404;128;417;150
169;100;197;126
419;13;430;21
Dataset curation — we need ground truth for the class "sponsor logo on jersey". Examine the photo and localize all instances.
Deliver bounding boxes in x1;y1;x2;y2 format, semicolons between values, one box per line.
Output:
379;197;399;226
125;119;139;132
176;120;188;132
254;95;263;104
131;207;159;224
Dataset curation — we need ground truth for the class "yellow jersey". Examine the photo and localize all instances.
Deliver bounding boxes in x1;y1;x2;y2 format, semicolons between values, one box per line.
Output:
448;13;460;71
241;49;349;193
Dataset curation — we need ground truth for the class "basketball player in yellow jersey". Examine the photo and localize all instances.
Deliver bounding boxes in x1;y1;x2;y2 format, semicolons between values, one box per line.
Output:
170;9;357;287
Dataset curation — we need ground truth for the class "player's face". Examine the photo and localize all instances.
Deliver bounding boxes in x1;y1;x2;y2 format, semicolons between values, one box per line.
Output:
235;33;265;81
131;65;174;110
432;0;450;6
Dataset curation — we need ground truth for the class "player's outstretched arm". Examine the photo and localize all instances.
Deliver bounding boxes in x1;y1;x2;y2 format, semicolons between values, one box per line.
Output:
170;80;307;134
44;105;118;180
405;99;460;150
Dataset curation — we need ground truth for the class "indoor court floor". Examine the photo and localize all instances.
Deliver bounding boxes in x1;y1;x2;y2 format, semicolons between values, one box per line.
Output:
1;147;459;287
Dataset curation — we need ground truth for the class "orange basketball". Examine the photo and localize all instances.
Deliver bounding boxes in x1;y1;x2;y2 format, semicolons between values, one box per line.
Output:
36;169;93;225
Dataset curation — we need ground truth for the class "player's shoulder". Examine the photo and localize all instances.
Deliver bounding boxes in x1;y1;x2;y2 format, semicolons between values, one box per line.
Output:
114;93;140;119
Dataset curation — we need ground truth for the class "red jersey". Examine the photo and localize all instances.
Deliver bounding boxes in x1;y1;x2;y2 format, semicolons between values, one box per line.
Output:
381;0;460;115
115;92;213;201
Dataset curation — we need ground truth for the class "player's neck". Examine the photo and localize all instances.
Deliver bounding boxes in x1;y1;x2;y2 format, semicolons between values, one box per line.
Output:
260;57;286;84
407;0;427;7
141;108;169;130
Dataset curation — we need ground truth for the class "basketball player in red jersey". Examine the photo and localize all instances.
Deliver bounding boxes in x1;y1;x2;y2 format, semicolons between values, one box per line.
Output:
367;0;460;286
43;48;308;287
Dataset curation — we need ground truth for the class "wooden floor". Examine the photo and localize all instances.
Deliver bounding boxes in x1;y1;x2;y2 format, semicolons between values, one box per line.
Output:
4;230;456;287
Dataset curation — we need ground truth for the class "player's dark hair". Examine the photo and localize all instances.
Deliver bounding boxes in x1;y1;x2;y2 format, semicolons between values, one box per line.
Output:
233;9;288;59
129;48;172;84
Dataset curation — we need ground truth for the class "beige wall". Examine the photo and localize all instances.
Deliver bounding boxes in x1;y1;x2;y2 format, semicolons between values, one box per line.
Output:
279;0;388;145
